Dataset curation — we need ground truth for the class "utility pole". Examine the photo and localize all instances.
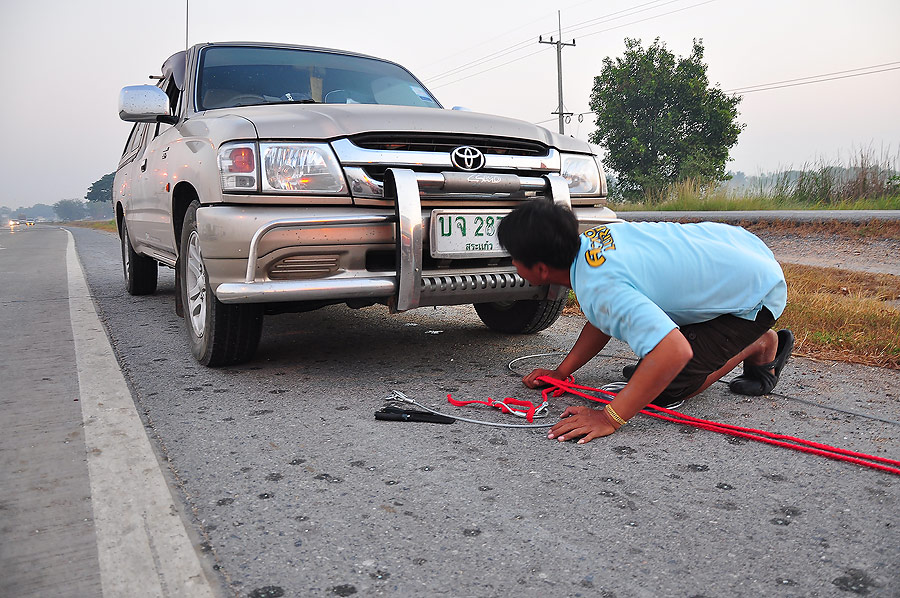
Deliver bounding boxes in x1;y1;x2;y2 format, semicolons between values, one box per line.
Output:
539;11;575;135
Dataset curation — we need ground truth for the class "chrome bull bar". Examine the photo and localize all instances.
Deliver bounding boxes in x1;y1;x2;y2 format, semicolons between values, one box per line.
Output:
215;169;572;308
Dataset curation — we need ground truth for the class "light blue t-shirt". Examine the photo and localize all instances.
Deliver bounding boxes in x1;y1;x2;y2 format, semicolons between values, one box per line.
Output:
570;221;787;358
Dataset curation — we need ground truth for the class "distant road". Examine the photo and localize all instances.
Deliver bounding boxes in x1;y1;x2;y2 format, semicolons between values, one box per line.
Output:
617;209;900;222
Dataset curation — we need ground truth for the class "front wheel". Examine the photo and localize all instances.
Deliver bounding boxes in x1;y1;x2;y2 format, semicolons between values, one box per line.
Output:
121;220;158;295
474;297;566;334
180;201;264;366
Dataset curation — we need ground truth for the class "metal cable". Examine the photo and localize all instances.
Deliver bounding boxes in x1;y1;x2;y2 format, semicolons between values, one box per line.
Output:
385;391;555;428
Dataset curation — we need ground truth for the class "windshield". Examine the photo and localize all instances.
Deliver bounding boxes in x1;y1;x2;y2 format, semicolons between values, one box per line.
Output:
196;46;441;110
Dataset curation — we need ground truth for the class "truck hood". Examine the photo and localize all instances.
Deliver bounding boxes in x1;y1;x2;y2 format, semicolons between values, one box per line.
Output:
228;104;592;153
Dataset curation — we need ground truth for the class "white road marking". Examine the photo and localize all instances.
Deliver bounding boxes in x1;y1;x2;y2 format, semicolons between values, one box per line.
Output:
66;230;216;598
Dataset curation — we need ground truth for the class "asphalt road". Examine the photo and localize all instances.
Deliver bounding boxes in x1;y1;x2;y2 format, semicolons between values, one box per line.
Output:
2;223;898;597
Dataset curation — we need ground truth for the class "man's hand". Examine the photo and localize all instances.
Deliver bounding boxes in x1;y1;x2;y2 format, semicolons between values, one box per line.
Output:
522;368;567;389
548;406;617;444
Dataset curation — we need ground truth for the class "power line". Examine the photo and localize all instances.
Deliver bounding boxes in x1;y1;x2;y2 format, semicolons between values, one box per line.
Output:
425;37;538;83
531;60;900;126
540;0;686;39
430;46;552;89
725;61;900;93
419;13;551;74
425;0;705;85
574;0;718;42
431;0;716;90
420;0;604;76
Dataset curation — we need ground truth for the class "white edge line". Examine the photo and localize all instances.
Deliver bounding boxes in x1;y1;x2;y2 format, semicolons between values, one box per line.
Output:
66;229;216;598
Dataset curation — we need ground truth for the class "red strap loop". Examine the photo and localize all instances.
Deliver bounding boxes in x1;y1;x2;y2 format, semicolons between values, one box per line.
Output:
447;394;544;422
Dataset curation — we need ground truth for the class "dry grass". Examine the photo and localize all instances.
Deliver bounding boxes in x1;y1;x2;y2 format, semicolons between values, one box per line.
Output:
779;263;900;369
739;219;900;241
563;264;900;370
63;219;118;233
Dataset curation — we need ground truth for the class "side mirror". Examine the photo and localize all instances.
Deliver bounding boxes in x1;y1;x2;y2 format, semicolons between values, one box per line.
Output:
118;85;176;123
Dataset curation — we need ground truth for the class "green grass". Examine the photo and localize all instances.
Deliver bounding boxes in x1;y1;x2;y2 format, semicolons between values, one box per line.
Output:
609;176;900;212
609;148;900;211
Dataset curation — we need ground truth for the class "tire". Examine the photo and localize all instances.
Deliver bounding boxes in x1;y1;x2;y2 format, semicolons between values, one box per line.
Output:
180;201;264;366
474;297;566;334
121;220;158;295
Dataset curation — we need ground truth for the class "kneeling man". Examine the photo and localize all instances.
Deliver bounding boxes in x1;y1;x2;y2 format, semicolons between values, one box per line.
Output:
497;200;793;444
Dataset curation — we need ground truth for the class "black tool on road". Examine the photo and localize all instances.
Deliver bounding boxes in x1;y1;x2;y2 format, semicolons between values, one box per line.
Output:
374;406;455;424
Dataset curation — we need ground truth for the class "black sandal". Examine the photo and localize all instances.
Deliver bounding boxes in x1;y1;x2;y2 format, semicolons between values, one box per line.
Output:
729;329;794;396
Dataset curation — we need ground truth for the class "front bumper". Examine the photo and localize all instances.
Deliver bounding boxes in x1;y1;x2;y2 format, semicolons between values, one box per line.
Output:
200;169;618;309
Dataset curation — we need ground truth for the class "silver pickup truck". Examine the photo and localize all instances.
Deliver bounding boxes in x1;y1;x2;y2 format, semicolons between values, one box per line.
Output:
115;41;617;366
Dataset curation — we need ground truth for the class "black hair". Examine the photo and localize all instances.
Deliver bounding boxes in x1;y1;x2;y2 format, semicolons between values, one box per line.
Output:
497;199;580;269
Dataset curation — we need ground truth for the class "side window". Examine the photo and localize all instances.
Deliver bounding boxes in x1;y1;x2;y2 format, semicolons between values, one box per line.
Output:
122;124;140;157
121;123;148;162
164;78;181;115
152;78;181;138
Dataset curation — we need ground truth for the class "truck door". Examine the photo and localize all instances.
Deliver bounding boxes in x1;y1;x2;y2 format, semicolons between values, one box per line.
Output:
134;77;183;256
116;122;150;250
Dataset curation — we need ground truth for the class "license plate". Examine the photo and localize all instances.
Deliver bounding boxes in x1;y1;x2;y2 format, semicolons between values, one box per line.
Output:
429;210;509;259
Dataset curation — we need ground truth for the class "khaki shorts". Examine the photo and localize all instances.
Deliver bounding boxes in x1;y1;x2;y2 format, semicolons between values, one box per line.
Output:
653;307;776;405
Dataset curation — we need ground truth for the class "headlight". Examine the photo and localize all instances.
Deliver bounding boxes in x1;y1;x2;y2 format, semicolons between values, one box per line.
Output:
260;143;346;194
560;153;602;196
218;142;258;191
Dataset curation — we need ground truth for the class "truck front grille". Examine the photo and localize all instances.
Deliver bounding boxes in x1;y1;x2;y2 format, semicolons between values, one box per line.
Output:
332;136;563;205
350;133;548;157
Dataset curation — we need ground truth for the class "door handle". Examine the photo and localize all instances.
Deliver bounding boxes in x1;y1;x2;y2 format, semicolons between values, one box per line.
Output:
140;159;147;172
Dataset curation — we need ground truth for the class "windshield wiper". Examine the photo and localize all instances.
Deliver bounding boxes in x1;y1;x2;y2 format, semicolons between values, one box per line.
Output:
257;99;319;106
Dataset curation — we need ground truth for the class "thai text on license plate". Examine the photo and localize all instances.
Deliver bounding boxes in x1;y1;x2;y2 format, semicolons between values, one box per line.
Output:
429;210;510;259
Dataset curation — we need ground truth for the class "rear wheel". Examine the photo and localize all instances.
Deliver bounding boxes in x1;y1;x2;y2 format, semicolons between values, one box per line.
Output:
121;220;158;295
474;297;566;334
181;201;264;366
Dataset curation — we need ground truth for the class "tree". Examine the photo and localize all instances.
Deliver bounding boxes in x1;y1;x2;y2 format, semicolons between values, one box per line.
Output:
86;199;113;219
85;172;115;203
589;38;744;199
54;199;87;221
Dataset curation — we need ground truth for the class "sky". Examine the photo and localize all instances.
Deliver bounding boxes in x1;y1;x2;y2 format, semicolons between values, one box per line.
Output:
1;0;898;210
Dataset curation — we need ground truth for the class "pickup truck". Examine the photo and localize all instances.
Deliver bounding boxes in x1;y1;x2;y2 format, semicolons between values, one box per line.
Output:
115;41;617;366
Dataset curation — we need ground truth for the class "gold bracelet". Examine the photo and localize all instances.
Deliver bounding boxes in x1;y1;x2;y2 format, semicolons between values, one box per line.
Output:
604;404;628;427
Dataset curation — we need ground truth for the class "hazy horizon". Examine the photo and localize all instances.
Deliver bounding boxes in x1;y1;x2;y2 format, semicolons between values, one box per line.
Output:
2;0;898;210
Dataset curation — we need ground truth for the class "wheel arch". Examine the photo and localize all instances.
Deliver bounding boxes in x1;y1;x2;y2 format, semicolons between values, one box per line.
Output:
172;181;200;255
115;201;125;238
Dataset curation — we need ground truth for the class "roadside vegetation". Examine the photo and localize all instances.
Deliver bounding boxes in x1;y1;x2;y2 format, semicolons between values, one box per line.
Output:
63;219;117;233
779;264;900;369
610;148;900;211
565;261;900;370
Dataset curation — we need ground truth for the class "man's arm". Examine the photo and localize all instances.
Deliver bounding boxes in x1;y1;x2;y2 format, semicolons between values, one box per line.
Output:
522;322;611;388
548;328;693;443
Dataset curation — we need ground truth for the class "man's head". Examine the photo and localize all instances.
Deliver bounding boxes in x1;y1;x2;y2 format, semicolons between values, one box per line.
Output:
498;199;580;274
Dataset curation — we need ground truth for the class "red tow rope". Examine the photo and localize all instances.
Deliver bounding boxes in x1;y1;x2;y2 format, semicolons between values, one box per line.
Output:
449;376;900;475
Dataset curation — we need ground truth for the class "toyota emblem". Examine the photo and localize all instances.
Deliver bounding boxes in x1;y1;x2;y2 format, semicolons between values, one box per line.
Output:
450;146;486;171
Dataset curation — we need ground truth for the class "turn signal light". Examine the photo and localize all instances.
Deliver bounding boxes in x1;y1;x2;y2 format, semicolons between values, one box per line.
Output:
229;147;255;173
